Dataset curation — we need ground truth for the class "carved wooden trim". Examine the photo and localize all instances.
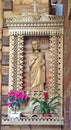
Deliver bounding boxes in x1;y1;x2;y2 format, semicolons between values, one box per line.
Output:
4;15;64;27
2;117;64;125
9;27;63;36
9;35;24;90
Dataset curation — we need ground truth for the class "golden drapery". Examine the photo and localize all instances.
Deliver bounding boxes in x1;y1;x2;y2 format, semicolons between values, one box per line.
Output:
29;52;45;91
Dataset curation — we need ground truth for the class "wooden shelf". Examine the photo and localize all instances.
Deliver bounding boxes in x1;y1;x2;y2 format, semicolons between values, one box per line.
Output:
2;116;64;125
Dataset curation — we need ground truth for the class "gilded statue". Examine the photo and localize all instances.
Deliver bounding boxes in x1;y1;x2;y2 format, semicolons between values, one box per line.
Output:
29;41;45;91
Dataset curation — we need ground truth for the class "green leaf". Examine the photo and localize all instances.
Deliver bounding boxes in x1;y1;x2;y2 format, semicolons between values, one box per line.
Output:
48;96;61;106
33;105;39;113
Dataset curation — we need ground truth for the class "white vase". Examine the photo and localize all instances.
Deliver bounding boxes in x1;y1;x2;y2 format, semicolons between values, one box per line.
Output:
8;111;21;118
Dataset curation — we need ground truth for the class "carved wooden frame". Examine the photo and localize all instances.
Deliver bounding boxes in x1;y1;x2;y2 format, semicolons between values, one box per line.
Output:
9;28;63;98
2;14;64;125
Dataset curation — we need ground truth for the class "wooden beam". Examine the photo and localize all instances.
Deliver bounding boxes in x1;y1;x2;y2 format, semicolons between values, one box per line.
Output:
0;0;3;128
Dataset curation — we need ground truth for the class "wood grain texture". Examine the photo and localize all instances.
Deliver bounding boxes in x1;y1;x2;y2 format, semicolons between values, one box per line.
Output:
2;86;8;95
2;66;9;75
2;95;8;105
64;0;71;130
2;54;9;65
2;46;9;53
2;75;9;85
2;106;8;115
0;0;3;126
2;36;9;46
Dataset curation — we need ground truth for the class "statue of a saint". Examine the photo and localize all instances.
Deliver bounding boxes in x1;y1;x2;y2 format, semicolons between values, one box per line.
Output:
29;41;45;91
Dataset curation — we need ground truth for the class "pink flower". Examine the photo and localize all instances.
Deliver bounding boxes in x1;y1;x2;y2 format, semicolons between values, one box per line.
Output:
43;91;49;99
8;90;15;97
25;94;29;100
14;90;23;99
7;101;12;107
7;90;29;108
20;91;25;98
14;91;29;99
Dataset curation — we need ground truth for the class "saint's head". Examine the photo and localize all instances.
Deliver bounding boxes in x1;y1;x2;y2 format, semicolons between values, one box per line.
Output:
32;40;40;51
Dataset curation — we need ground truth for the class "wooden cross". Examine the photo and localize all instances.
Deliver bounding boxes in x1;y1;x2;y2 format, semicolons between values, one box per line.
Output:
32;0;38;13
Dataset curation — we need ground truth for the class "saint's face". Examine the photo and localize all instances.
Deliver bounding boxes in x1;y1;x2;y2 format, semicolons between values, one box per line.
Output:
32;41;39;50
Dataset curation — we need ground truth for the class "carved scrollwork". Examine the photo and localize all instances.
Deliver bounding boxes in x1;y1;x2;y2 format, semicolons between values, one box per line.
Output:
4;14;64;27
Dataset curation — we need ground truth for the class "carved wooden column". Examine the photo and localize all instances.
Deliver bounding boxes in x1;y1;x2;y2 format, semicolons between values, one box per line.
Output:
9;35;15;90
16;35;24;90
9;34;24;90
48;32;63;98
56;33;63;116
48;34;57;97
57;33;63;98
48;32;63;116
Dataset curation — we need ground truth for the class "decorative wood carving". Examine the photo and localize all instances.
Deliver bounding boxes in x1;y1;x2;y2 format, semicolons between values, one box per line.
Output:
3;13;64;125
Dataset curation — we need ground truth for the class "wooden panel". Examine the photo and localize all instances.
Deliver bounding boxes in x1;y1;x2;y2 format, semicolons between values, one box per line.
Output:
2;95;8;105
13;0;50;12
0;0;3;29
2;86;8;95
2;106;8;115
2;46;9;53
3;29;8;36
3;0;12;11
13;0;32;5
2;66;9;75
4;11;16;18
2;75;9;85
0;51;2;61
2;36;9;46
2;54;9;65
0;41;2;50
1;126;22;130
13;0;49;5
0;73;1;104
1;126;61;130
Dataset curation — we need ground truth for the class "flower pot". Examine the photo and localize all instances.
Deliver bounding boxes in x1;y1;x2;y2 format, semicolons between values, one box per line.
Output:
42;113;51;117
8;111;21;118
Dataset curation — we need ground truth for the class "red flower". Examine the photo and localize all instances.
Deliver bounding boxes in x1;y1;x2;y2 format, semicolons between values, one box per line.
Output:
43;91;49;99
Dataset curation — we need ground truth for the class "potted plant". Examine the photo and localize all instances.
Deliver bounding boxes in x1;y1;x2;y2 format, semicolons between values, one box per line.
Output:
7;90;29;118
32;91;61;117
